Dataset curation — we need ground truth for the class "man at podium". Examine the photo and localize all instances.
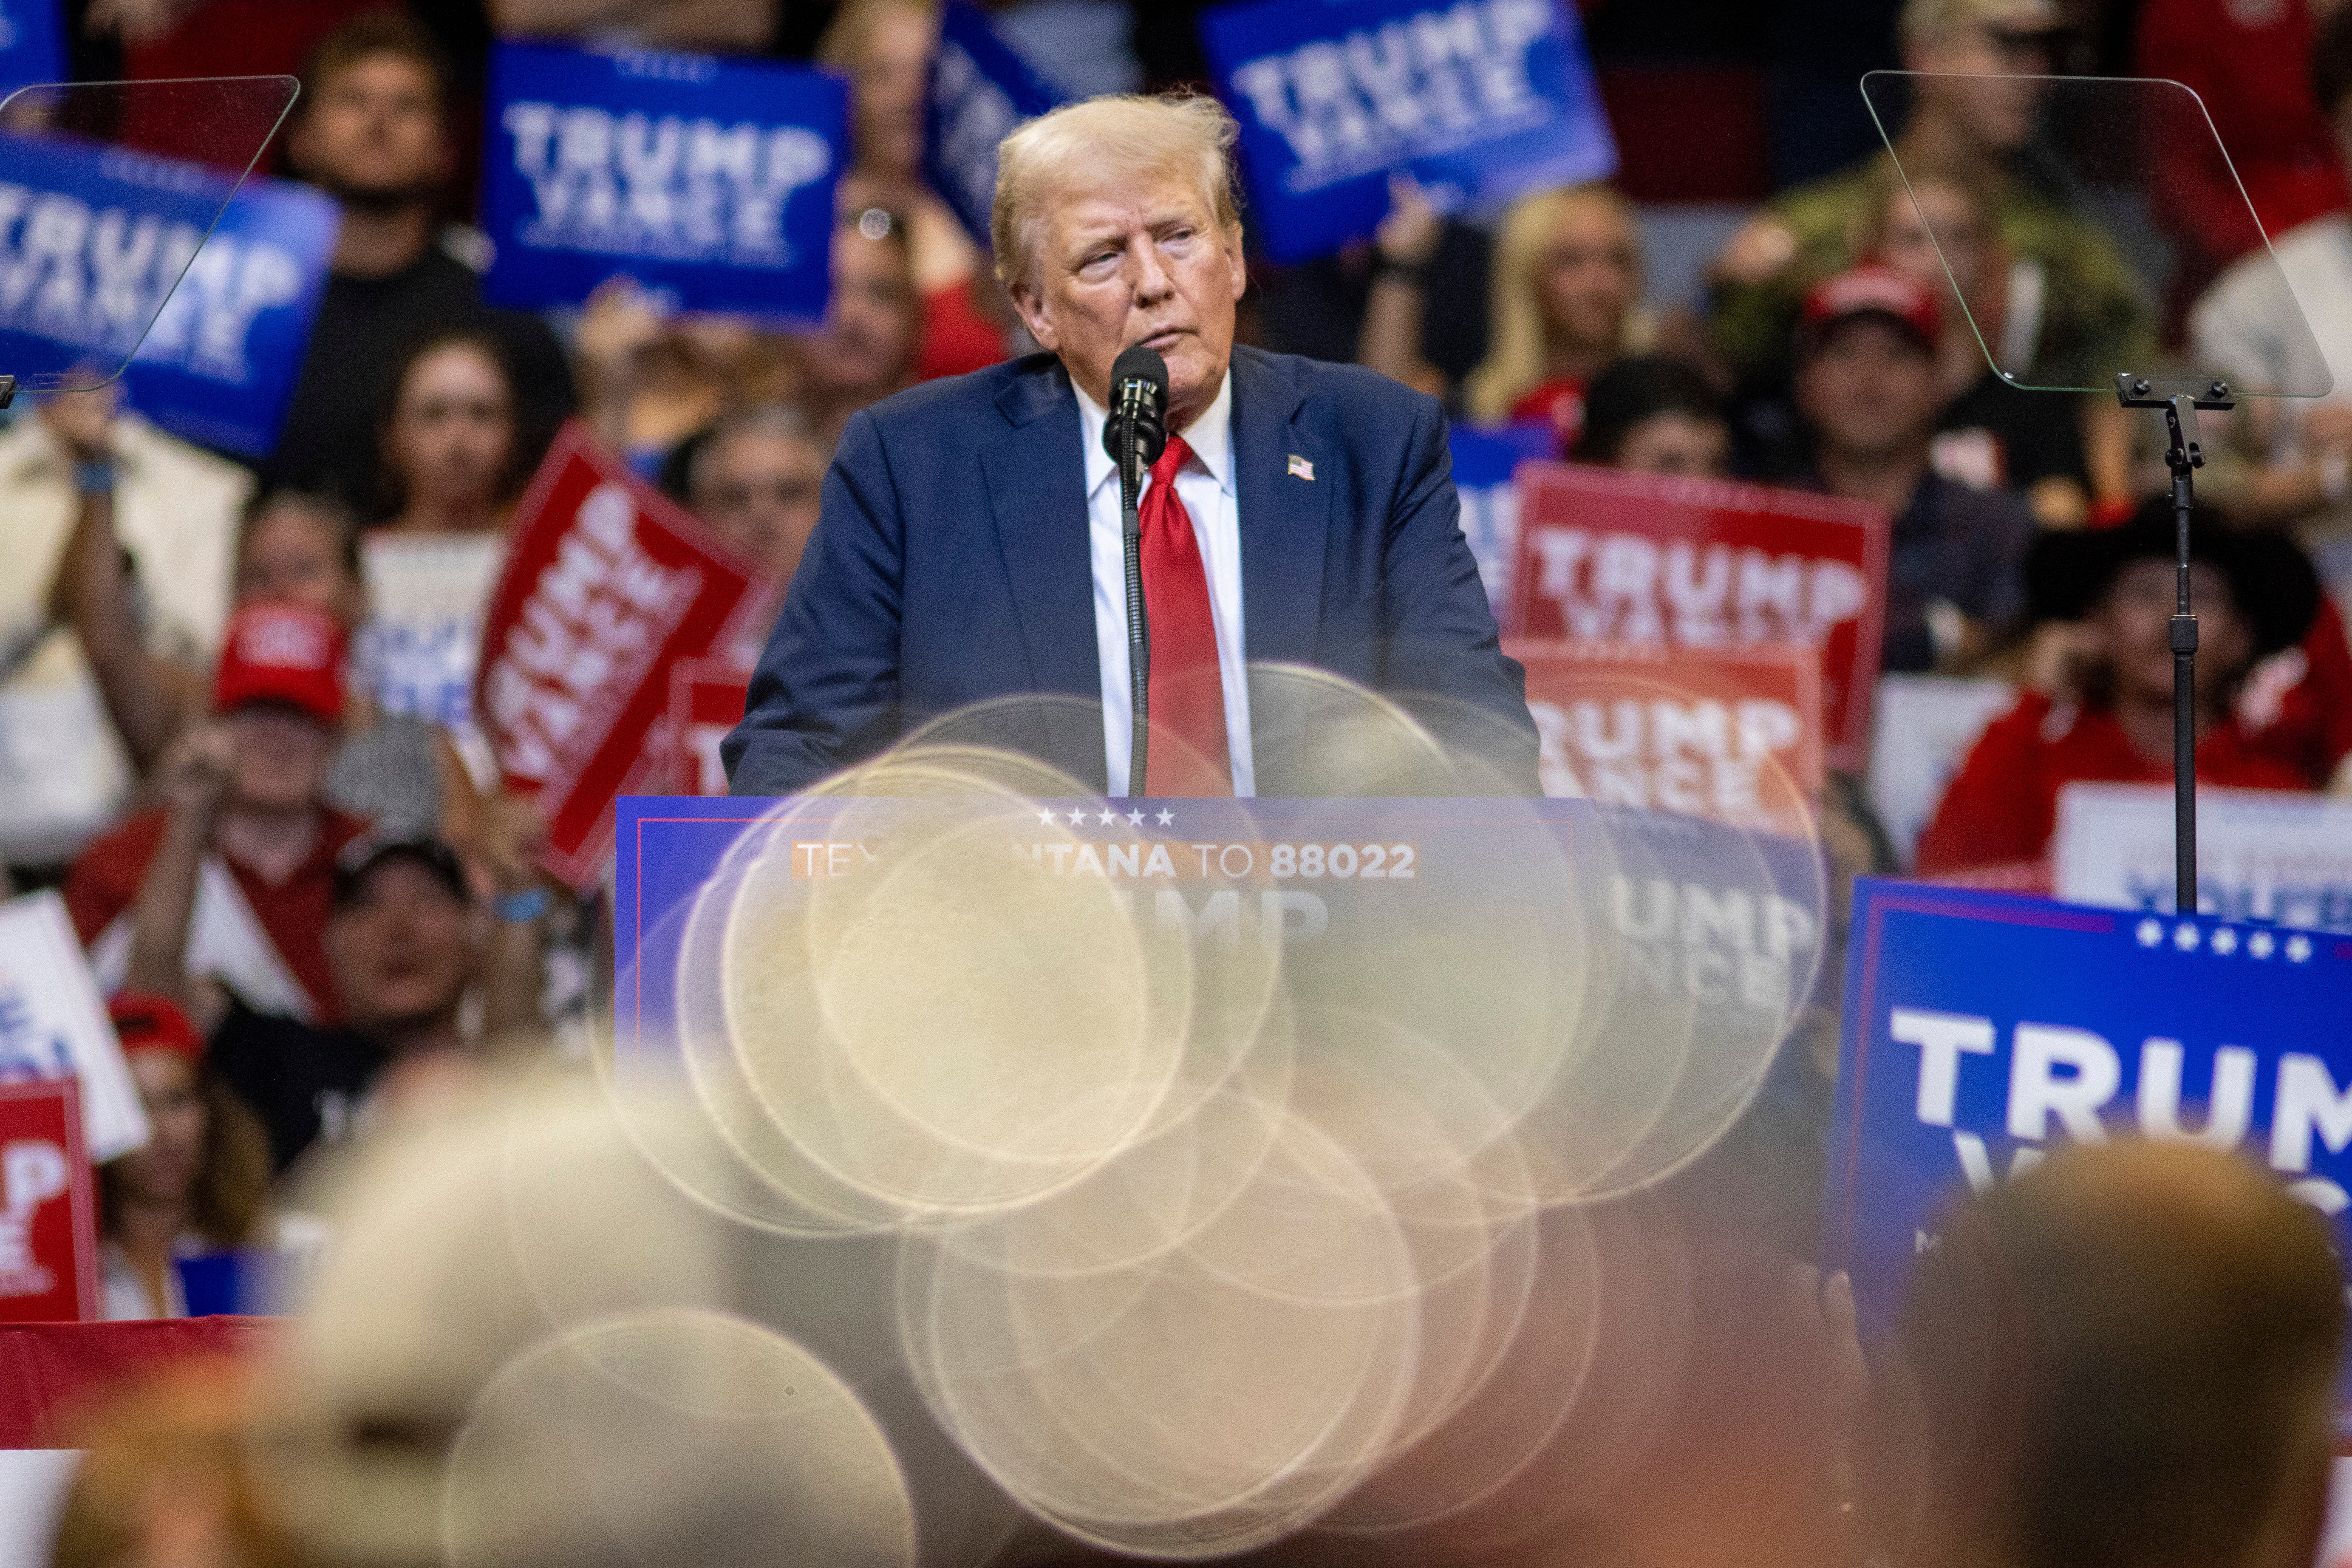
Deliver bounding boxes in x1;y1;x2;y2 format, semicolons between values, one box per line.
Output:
723;94;1537;798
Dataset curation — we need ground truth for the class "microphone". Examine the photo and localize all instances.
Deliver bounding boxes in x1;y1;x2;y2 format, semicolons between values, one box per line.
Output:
1104;345;1168;796
1104;344;1169;478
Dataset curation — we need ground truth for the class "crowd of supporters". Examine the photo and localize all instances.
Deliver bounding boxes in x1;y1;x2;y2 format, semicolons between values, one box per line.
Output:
2;0;2350;1312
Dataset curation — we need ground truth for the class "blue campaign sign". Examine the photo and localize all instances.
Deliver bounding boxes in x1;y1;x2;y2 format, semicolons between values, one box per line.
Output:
1824;877;2352;1347
1199;0;1618;265
0;134;338;456
0;0;62;90
481;42;848;320
1449;419;1553;616
926;0;1063;249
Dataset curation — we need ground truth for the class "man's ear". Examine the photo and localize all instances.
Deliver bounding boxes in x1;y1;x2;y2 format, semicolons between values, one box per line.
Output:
1226;224;1248;302
1008;278;1058;352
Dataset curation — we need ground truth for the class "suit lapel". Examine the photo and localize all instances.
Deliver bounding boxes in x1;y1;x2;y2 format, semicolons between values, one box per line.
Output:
1230;347;1327;668
978;358;1107;789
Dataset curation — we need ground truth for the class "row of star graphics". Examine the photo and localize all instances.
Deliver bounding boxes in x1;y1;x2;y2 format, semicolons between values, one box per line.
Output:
1037;806;1181;829
2133;917;2319;963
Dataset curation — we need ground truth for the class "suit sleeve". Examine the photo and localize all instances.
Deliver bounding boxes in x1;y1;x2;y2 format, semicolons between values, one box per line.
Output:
1378;397;1541;795
723;410;909;795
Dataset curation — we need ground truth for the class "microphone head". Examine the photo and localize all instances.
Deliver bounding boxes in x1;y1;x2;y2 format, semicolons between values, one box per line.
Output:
1110;344;1169;402
1104;345;1170;467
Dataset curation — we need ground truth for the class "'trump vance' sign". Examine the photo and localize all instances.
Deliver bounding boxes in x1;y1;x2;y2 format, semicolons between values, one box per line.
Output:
1826;878;2352;1350
0;133;337;456
925;0;1062;248
482;42;847;319
1506;464;1890;772
1200;0;1616;263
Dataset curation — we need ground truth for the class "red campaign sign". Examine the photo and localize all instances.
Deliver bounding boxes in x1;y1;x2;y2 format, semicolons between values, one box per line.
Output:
1509;640;1824;835
0;1080;97;1324
661;659;752;797
475;423;781;886
1503;464;1890;772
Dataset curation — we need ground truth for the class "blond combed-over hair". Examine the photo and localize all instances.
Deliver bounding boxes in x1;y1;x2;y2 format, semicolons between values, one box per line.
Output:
991;94;1243;292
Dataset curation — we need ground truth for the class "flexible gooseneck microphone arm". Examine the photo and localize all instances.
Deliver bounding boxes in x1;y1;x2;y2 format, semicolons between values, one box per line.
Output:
1105;345;1169;796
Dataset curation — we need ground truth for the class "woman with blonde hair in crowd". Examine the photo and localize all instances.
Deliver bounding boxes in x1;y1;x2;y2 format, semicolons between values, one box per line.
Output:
97;992;275;1319
1460;184;1648;450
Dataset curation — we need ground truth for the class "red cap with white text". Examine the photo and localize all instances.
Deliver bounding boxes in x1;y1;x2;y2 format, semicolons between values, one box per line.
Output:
1799;265;1941;354
212;602;345;723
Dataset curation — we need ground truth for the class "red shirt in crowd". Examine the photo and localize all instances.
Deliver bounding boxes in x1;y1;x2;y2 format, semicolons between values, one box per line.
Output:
1914;691;2318;877
2136;0;2347;256
63;808;371;1026
1509;378;1588;456
917;280;1010;382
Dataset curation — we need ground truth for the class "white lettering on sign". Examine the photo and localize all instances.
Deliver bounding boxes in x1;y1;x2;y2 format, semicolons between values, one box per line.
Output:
0;190;303;382
1226;0;1556;191
1531;696;1803;819
501;101;831;263
1609;877;1817;1014
482;483;702;784
1890;1010;2352;1210
1530;526;1867;648
0;1138;67;1299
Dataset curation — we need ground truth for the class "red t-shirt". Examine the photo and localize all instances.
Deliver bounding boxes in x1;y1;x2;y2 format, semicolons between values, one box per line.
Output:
1914;691;2318;877
63;808;371;1025
917;279;1008;382
1509;378;1588;456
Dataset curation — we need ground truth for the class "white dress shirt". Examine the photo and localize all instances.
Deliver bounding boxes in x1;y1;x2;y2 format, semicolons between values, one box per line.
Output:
1076;370;1257;795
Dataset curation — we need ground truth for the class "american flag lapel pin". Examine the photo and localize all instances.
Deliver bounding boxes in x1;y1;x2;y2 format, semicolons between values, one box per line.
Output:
1288;453;1315;481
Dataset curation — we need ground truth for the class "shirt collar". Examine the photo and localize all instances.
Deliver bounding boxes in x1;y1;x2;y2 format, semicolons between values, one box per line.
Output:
1076;366;1234;501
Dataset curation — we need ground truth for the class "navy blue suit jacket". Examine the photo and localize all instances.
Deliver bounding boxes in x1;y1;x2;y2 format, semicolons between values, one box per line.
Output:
722;345;1536;795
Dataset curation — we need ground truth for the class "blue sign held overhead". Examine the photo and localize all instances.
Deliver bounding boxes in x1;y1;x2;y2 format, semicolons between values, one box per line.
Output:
1200;0;1618;265
0;1;63;92
926;0;1064;249
1824;877;2352;1382
1448;420;1552;617
481;42;848;320
0;134;339;456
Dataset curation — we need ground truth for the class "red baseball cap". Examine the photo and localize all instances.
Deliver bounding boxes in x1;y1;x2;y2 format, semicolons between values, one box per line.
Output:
1800;266;1941;355
108;991;205;1064
212;603;345;723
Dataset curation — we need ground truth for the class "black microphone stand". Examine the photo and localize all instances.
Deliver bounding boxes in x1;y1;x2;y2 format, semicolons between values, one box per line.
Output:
1114;388;1151;795
2113;372;2235;918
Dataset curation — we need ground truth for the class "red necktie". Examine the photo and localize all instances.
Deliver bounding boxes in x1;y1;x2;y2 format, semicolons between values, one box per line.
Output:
1139;435;1232;796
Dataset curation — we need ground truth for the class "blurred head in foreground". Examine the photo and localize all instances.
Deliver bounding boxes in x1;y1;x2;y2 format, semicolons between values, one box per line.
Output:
1893;1142;2344;1568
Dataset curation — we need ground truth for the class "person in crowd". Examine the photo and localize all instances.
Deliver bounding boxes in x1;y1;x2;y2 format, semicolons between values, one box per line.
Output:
802;207;926;449
1710;0;2147;511
1260;175;1492;403
819;0;1010;382
269;11;572;510
664;404;829;585
726;93;1536;797
1915;498;2326;877
2196;2;2352;534
357;330;526;786
53;481;481;850
0;380;248;880
96;993;273;1321
1794;268;2034;673
1890;1141;2343;1568
1457;184;1647;452
2137;0;2349;328
1856;164;2092;525
128;806;548;1172
489;0;779;51
1573;354;1733;478
574;281;806;479
65;603;368;1026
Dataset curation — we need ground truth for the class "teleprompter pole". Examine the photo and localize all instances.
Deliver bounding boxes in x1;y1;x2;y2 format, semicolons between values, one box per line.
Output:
2114;374;2235;917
